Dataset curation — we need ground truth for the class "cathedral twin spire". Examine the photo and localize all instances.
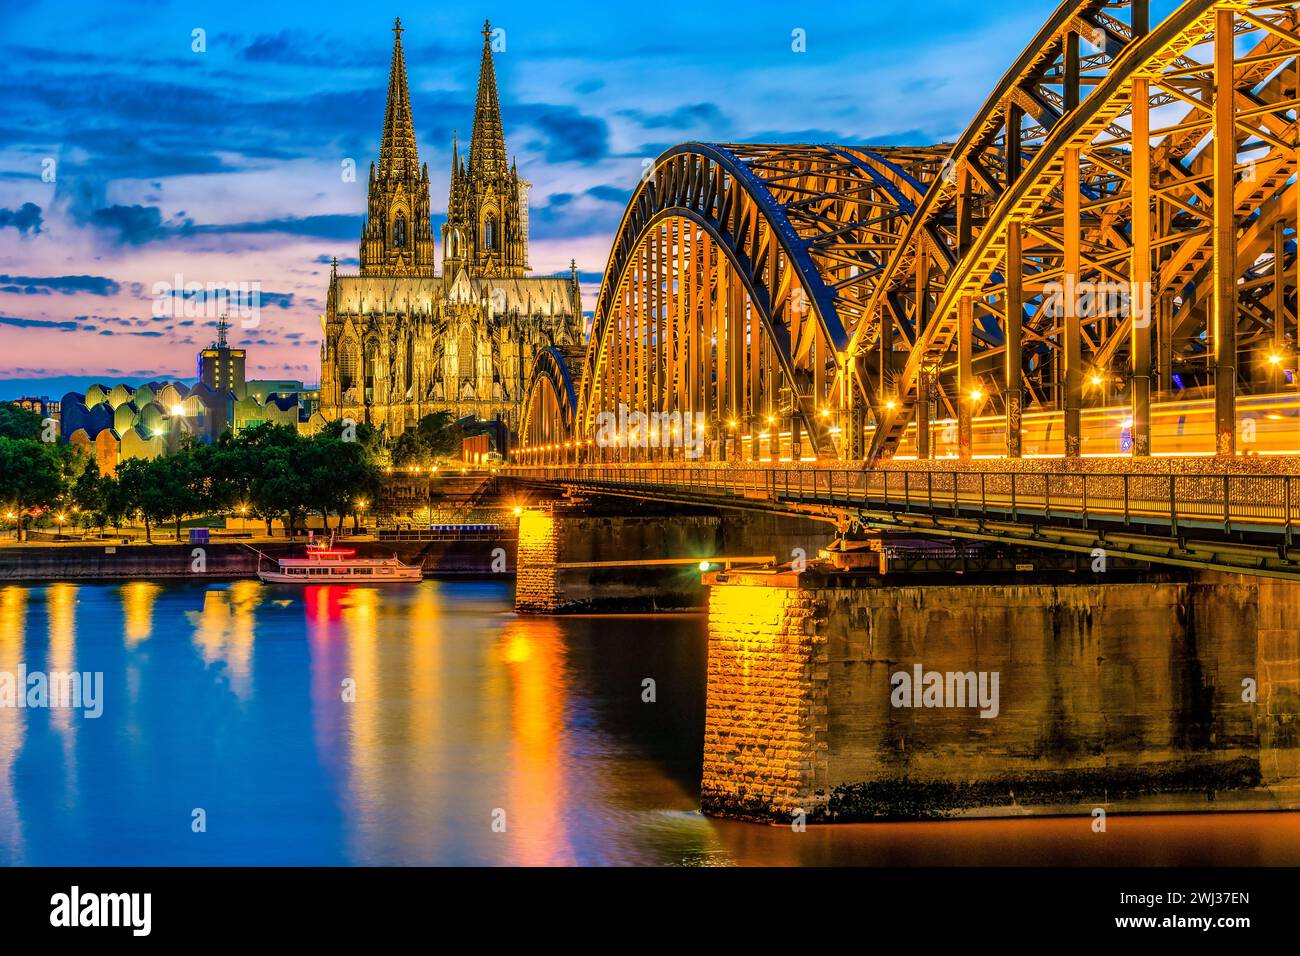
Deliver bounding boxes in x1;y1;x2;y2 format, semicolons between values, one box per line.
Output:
360;18;435;276
446;20;529;278
378;18;419;181
359;18;527;280
468;20;509;183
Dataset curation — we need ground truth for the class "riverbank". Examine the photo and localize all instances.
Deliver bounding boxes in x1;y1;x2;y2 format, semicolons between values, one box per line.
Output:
0;538;517;581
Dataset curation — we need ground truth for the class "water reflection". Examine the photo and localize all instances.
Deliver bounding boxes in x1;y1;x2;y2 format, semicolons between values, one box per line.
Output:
496;616;569;864
46;584;77;804
0;587;26;862
188;581;258;699
0;579;1296;866
121;581;159;648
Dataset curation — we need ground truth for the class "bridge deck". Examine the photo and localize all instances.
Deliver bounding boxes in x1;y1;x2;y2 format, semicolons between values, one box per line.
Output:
509;464;1300;579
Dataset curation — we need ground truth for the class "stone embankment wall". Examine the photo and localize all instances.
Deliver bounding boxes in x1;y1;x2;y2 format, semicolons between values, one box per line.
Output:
0;539;516;581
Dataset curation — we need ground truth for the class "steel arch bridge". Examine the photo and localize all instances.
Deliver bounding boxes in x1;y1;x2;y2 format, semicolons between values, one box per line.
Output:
518;0;1299;468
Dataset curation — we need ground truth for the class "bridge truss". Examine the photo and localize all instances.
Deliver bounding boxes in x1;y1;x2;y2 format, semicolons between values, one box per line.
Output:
518;0;1299;467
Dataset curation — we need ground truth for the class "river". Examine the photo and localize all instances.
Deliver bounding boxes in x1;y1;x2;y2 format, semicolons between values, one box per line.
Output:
0;580;1296;866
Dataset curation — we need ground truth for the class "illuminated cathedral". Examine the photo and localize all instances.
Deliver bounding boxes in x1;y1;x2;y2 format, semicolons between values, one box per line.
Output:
319;19;584;437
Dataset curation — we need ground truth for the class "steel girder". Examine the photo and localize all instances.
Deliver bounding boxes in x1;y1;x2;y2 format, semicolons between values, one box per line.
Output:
865;0;1298;462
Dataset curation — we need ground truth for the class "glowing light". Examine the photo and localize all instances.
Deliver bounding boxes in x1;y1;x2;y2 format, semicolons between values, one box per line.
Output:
356;499;368;511
1089;374;1105;387
152;427;164;437
727;420;738;430
169;404;185;416
1268;352;1284;366
512;506;524;517
766;415;776;425
698;561;711;572
819;408;830;418
885;400;898;411
968;389;983;402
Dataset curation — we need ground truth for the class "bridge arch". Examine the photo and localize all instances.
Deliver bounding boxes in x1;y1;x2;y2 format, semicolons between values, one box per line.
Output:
519;346;581;463
570;143;943;463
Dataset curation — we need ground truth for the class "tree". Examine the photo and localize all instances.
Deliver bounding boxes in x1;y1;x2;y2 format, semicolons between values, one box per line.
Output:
0;404;44;440
97;472;131;533
229;423;301;536
112;457;152;541
390;429;425;467
152;451;203;541
0;437;65;540
417;411;461;459
71;457;104;517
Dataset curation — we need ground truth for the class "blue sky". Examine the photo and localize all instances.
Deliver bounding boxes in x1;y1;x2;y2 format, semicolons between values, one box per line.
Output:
0;0;1061;397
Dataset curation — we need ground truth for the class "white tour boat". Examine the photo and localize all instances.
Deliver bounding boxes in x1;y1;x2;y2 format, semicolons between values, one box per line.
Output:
257;539;422;584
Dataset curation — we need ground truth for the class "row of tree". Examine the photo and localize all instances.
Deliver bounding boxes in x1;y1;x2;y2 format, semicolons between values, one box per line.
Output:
1;404;384;542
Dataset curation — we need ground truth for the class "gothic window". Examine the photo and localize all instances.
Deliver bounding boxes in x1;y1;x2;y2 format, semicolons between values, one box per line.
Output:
393;214;407;249
459;326;475;382
452;229;461;258
338;339;359;390
364;340;377;402
484;215;496;251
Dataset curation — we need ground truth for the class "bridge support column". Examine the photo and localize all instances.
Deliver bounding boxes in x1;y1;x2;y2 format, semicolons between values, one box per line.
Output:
702;566;1300;823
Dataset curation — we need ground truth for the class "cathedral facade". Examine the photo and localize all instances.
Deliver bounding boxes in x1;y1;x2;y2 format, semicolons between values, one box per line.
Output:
319;20;584;439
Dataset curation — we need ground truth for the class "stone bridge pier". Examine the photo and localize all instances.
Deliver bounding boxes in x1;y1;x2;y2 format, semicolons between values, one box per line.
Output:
512;498;831;614
700;565;1300;823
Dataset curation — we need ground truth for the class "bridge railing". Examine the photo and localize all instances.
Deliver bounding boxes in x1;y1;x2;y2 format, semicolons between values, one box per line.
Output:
507;465;1298;543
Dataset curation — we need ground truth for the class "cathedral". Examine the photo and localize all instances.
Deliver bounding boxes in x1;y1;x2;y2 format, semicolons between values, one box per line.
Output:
319;19;584;440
